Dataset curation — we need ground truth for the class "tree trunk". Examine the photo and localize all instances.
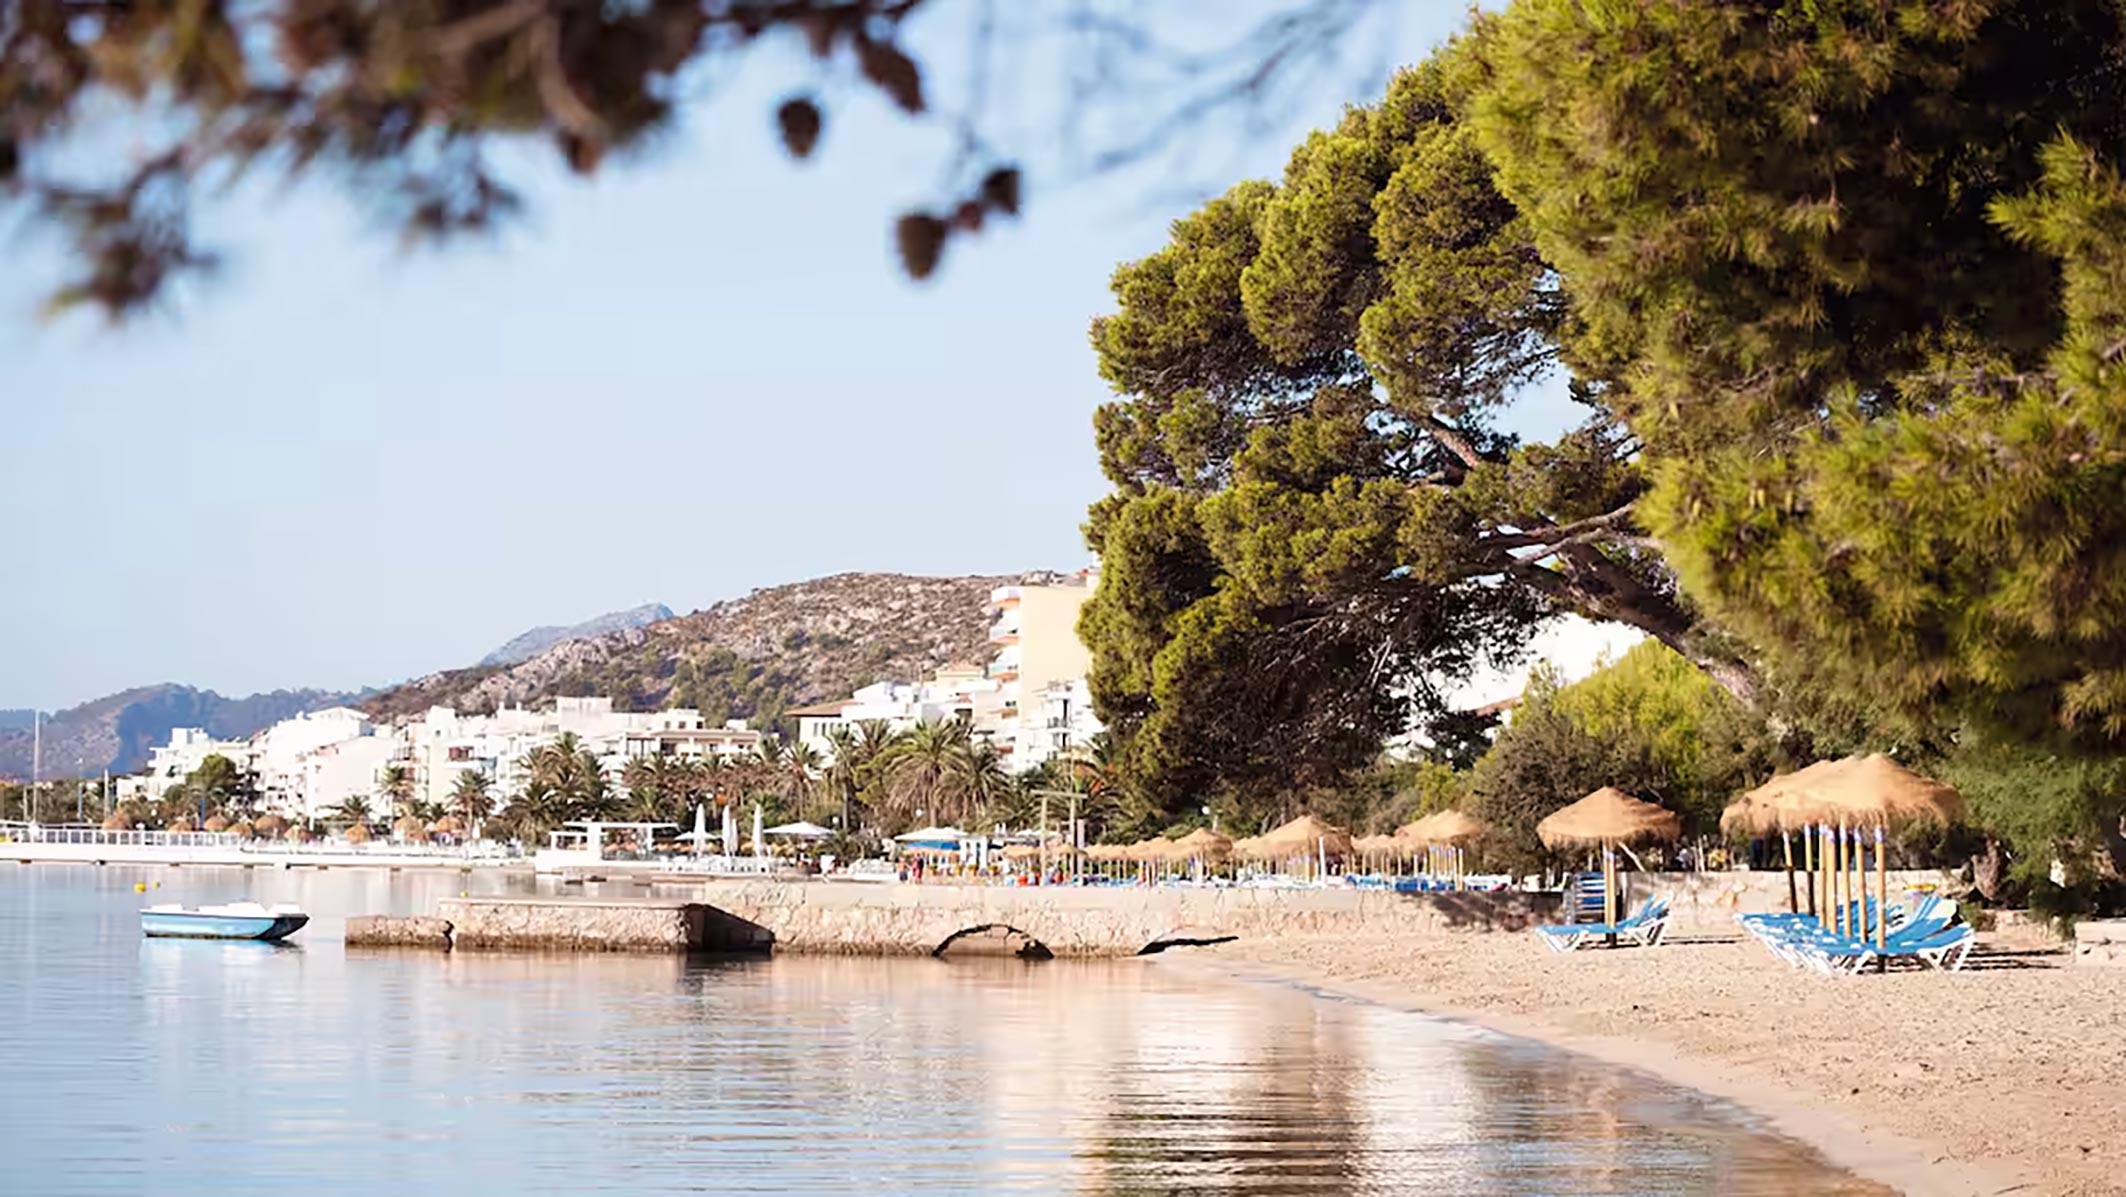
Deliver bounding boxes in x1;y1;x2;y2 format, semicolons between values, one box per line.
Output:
1971;836;2008;902
2099;815;2126;881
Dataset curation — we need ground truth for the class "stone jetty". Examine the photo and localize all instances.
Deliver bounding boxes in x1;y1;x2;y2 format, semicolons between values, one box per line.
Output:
346;896;774;953
346;883;1558;957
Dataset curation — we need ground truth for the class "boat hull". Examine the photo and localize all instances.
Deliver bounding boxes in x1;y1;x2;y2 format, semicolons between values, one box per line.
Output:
141;911;310;941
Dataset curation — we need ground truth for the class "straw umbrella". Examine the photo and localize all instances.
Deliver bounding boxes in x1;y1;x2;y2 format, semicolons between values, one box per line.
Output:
101;811;135;832
1166;827;1233;881
202;814;230;833
254;813;287;840
1724;758;1856;916
1352;832;1399;873
393;814;428;843
1537;788;1683;928
227;819;254;840
345;822;373;844
1248;815;1352;880
1404;810;1488;889
1762;755;1961;949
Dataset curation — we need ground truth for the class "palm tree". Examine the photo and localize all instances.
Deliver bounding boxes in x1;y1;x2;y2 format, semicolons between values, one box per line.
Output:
449;770;495;825
822;725;867;831
522;732;611;821
376;764;414;821
962;740;1013;826
621;757;665;822
880;719;975;827
780;740;822;804
325;794;374;829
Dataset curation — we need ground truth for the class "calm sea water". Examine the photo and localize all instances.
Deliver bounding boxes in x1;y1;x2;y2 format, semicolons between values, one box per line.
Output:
0;865;1883;1196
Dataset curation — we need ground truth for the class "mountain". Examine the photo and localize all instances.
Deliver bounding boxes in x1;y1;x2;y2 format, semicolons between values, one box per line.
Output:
0;710;35;732
0;685;361;780
364;571;1059;730
478;603;675;667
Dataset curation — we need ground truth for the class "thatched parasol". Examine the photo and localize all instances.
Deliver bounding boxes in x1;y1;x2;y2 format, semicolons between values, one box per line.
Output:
289;825;315;843
1002;843;1044;860
253;813;288;839
344;823;373;844
1395;810;1490;887
228;820;254;839
393;815;428;842
1126;838;1171;864
1721;759;1850;917
1244;815;1353;862
202;815;230;833
1538;788;1681;927
1537;788;1681;851
432;815;465;835
1165;827;1234;864
165;817;194;833
1085;843;1127;863
102;811;135;831
1761;754;1962;947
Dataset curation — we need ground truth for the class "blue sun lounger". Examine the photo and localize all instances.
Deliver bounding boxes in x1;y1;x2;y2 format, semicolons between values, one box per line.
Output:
1535;896;1669;953
1739;896;1969;974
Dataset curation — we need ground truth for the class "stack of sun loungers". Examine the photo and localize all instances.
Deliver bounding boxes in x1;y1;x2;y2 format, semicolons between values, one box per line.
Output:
1737;893;1974;975
1533;896;1670;953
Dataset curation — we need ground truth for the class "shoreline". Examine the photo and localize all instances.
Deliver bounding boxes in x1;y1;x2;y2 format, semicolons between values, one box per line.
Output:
1155;942;2083;1197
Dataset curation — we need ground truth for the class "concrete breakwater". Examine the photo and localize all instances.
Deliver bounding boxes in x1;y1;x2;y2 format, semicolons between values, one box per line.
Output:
348;897;775;953
346;885;1554;956
670;881;1554;957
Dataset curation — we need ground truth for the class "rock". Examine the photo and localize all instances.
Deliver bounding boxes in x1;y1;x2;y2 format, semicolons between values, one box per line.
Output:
347;915;454;950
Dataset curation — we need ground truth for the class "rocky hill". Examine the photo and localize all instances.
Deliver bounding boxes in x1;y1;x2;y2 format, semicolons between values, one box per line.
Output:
478;602;675;667
0;685;360;779
363;571;1061;730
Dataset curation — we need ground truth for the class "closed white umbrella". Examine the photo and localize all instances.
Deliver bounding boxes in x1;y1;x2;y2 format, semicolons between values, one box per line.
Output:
752;803;764;859
723;804;737;859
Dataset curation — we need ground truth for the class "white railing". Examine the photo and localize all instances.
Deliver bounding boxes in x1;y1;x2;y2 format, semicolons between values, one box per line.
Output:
0;823;521;860
648;854;778;875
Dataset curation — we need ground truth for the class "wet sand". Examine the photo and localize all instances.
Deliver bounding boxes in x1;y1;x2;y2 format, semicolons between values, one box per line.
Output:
1171;924;2126;1196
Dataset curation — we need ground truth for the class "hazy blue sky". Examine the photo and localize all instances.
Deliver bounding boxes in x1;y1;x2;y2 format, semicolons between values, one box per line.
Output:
5;4;1569;713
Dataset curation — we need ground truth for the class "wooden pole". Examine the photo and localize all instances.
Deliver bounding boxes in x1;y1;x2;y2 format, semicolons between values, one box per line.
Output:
1603;845;1617;926
1781;829;1797;914
1875;824;1888;950
1848;820;1862;936
1802;825;1816;918
1829;825;1844;936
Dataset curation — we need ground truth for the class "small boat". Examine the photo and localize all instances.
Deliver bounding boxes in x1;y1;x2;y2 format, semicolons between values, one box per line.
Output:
141;902;310;941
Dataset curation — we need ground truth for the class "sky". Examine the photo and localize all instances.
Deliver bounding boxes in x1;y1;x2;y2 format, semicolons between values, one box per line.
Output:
3;4;1586;714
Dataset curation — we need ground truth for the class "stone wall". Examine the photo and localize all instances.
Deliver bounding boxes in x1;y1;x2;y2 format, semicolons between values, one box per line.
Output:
679;881;1558;957
438;897;710;952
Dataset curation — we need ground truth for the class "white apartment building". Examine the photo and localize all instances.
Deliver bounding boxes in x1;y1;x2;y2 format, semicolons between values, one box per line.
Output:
982;572;1102;770
252;708;377;812
790;666;1000;760
794;571;1108;773
137;697;766;818
396;699;764;810
143;728;254;800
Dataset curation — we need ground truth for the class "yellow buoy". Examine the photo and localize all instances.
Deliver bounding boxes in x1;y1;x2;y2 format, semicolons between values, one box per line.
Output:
134;882;146;893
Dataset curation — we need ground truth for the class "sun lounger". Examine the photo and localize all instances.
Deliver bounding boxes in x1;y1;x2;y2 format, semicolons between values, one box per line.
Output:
1535;897;1669;953
1741;897;1968;974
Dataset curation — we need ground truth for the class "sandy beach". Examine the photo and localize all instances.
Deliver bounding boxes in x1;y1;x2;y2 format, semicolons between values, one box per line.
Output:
1176;924;2126;1197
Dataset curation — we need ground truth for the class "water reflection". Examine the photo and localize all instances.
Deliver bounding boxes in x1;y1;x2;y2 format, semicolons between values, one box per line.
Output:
0;867;1884;1195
